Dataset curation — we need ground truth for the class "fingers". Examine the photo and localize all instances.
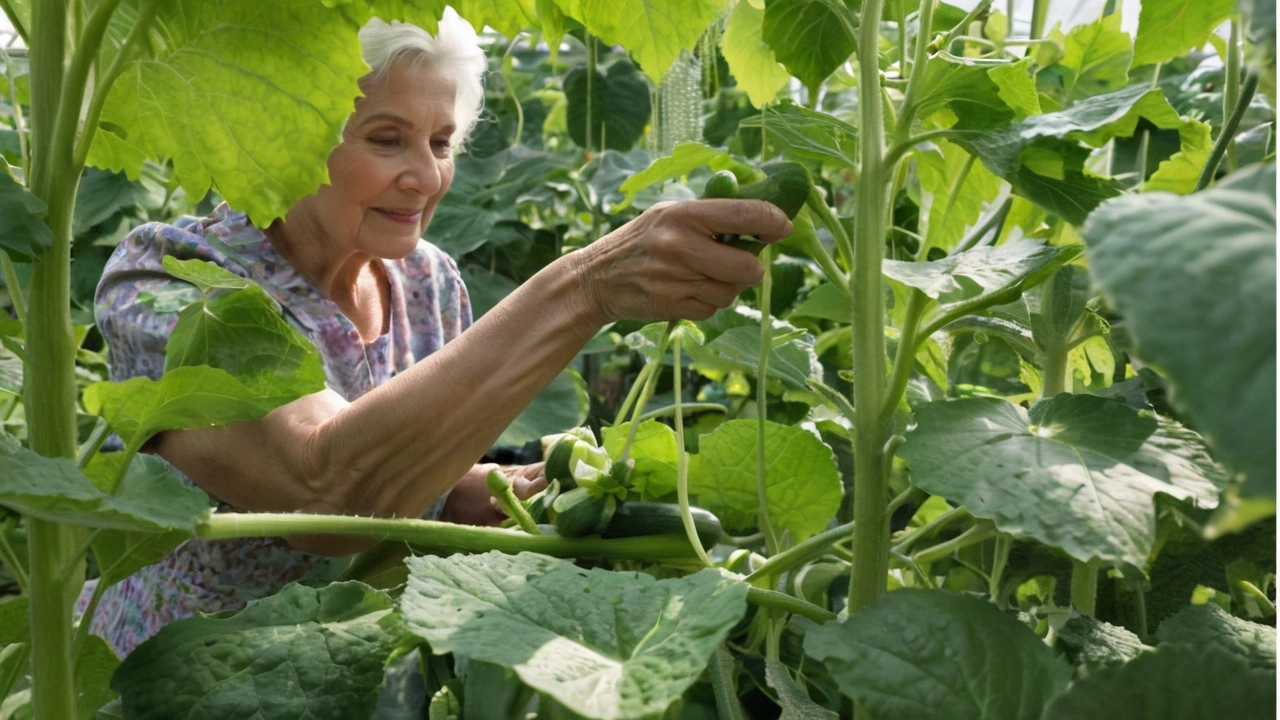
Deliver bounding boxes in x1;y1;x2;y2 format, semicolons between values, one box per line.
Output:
663;199;793;242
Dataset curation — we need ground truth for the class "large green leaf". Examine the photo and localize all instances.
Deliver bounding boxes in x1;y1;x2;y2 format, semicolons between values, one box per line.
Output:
1156;603;1276;670
602;420;679;498
0;163;52;260
802;589;1071;720
565;59;652;152
617;142;743;207
553;0;730;83
83;259;325;450
688;419;841;538
76;636;120;720
912;55;1015;130
721;0;791;109
113;582;405;720
1143;118;1213;194
760;0;857;99
1083;164;1276;496
1057;12;1133;103
1133;0;1237;67
883;242;1063;307
496;368;588;446
899;395;1229;567
87;0;367;226
1041;644;1276;719
400;552;749;720
452;0;537;37
0;441;209;531
948;85;1189;223
739;100;858;169
1056;615;1152;671
913;139;1003;253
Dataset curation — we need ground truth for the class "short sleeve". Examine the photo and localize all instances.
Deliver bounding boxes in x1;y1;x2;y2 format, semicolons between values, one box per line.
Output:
95;224;206;381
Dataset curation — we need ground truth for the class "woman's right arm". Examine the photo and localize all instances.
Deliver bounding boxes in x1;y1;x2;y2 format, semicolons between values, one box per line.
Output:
149;199;792;554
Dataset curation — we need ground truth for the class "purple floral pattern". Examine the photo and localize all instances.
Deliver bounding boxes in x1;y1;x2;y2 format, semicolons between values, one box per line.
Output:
76;203;471;658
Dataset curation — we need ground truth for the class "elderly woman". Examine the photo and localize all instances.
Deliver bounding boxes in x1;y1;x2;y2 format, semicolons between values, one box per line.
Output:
79;12;790;658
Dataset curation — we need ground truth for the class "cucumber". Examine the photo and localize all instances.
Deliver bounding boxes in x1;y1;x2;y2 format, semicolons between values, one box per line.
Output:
737;161;813;220
544;437;578;488
703;170;740;199
551;488;617;538
601;502;723;549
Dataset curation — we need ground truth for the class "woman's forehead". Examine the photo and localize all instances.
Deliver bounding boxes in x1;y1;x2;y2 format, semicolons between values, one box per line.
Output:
353;59;457;126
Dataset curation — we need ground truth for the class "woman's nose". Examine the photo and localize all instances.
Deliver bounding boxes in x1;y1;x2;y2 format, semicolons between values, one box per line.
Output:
398;148;442;195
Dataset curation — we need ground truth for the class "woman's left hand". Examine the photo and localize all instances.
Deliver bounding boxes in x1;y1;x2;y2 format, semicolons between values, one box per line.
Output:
439;462;546;526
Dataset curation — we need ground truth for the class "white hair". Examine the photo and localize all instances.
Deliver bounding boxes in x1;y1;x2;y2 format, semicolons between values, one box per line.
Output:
358;10;487;148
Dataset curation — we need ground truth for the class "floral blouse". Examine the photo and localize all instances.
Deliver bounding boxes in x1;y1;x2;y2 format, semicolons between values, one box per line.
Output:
77;203;471;658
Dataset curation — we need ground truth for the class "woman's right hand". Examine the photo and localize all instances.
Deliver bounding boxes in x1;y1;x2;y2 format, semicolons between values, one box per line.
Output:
573;199;793;324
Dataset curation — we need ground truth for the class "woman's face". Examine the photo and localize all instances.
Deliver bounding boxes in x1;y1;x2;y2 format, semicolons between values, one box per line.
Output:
293;57;458;260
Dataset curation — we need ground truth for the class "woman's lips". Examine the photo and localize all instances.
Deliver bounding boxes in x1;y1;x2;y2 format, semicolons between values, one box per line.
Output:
375;207;423;224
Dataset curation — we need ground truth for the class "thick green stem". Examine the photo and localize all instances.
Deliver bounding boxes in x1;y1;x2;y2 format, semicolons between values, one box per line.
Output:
756;247;778;555
745;521;854;583
1039;345;1070;398
1196;72;1258;191
1070;558;1100;616
1030;0;1049;40
896;0;937;140
848;0;891;613
197;513;701;561
707;645;746;720
1225;19;1241;171
913;521;997;564
892;505;971;555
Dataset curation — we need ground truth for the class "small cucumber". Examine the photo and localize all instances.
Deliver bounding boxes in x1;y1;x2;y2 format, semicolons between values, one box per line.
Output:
544;437;578;489
552;488;617;538
703;170;740;199
601;502;723;549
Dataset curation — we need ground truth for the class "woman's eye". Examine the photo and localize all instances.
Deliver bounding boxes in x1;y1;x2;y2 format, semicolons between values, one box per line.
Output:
431;139;451;155
369;136;400;147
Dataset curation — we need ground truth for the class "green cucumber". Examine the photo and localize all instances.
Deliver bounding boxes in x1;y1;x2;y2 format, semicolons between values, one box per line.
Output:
552;488;617;538
737;161;813;220
601;502;723;549
544;437;578;488
703;170;740;199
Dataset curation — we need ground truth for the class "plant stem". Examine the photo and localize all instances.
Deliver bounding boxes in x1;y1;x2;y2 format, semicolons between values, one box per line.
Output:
940;0;994;50
848;0;891;613
804;186;854;273
898;0;908;78
892;505;971;554
896;0;938;139
756;246;779;556
1197;72;1258;191
501;34;526;146
619;321;676;461
1030;0;1049;40
879;289;929;427
0;0;28;44
989;533;1012;607
1225;19;1241;172
673;332;714;567
745;521;854;583
197;513;702;561
0;252;25;325
707;644;746;720
912;521;997;564
77;418;111;468
886;486;927;518
0;527;27;594
585;32;596;153
636;402;726;422
1239;580;1276;616
952;195;1012;253
884;129;957;168
75;0;159;169
1070;558;1100;616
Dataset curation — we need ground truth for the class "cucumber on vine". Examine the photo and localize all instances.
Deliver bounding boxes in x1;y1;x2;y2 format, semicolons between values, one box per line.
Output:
700;161;813;255
551;488;617;538
703;170;740;199
601;502;724;549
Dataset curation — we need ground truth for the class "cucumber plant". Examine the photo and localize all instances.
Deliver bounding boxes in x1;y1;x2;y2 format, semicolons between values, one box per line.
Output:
0;0;1274;718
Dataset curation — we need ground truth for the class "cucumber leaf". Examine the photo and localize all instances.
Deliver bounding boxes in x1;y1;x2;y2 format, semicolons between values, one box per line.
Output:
760;0;856;100
882;242;1064;306
617;142;744;207
400;551;749;720
1041;644;1276;719
602;420;680;498
739;100;859;170
688;419;841;539
0;163;52;260
1056;615;1152;671
1133;0;1237;68
87;0;367;226
721;0;791;109
899;395;1229;567
0;440;209;531
1156;603;1276;670
113;582;406;720
551;0;730;83
802;588;1071;720
1057;12;1133;103
1083;164;1276;497
565;60;651;152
